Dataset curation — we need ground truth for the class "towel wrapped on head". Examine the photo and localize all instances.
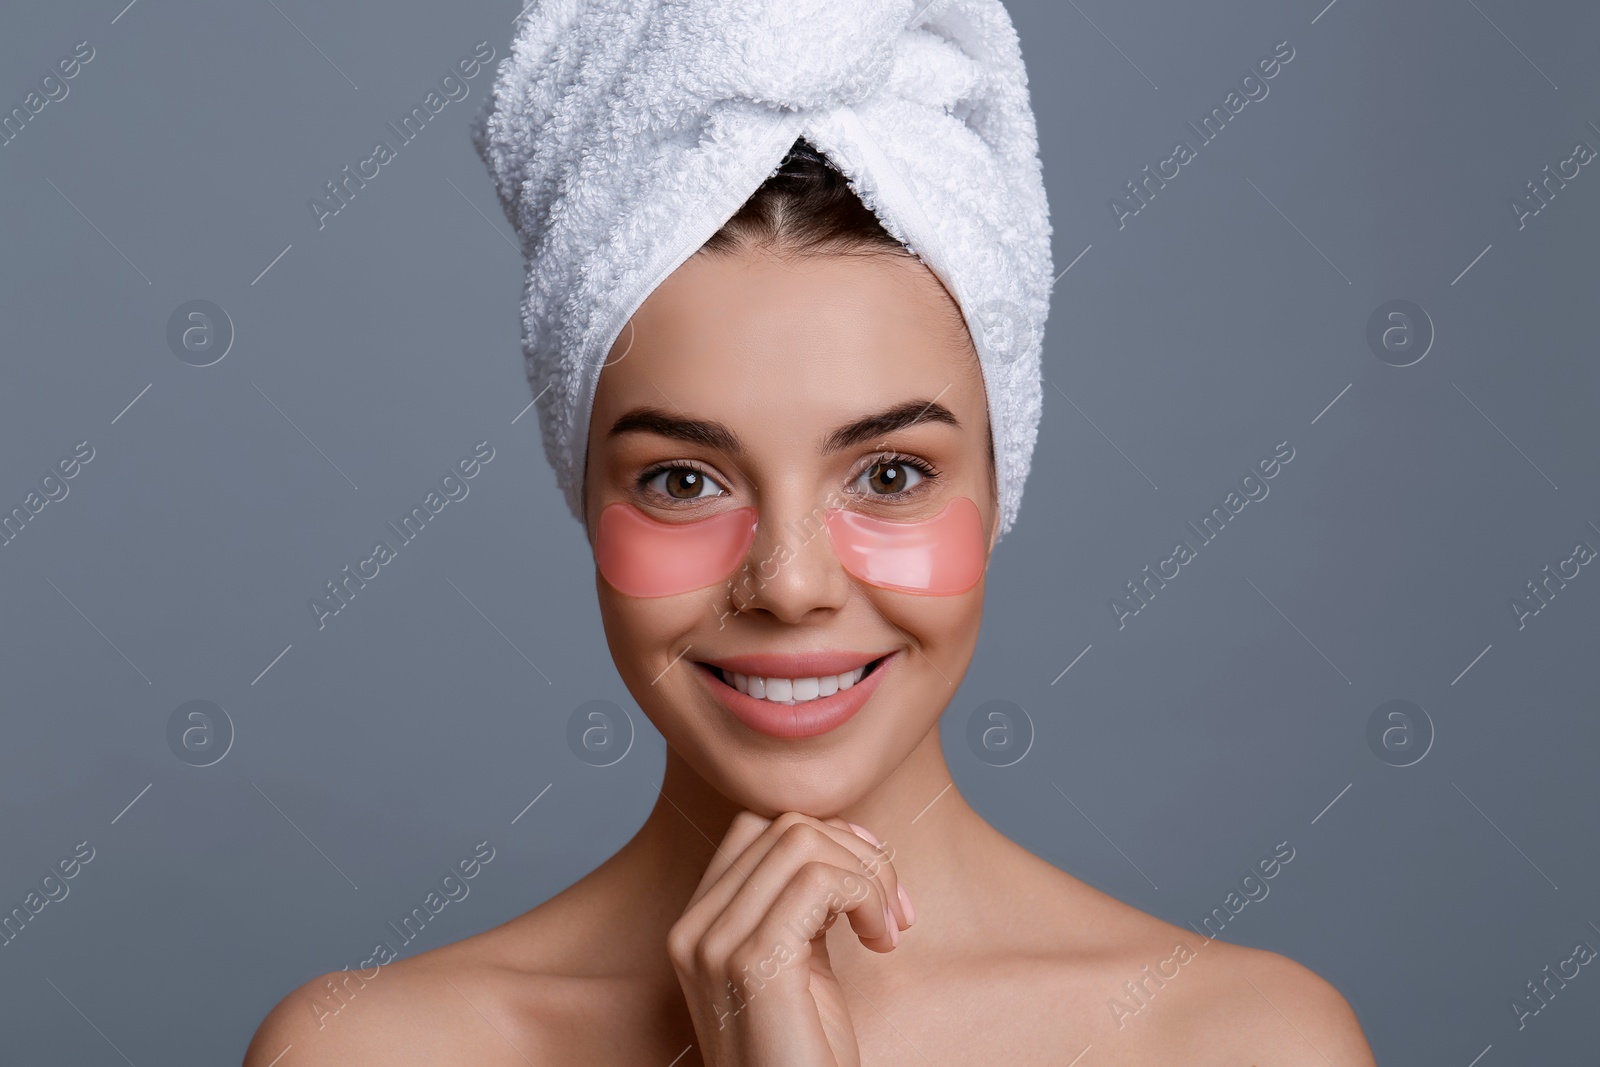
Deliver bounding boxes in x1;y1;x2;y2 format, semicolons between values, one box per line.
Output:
473;0;1053;541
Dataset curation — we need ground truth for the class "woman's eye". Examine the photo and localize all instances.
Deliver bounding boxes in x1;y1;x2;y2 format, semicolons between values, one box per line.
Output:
855;460;924;496
645;466;725;500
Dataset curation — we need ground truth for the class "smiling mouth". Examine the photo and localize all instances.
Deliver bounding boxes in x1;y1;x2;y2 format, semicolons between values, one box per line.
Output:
701;655;891;705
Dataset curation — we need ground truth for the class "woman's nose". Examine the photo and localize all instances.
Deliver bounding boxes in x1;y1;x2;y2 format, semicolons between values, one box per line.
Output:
728;495;853;624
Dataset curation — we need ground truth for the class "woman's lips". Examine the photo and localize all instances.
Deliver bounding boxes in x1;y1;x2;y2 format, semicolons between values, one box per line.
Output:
696;651;896;739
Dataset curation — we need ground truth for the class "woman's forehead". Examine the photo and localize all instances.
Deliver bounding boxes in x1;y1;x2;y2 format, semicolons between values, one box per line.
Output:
596;251;979;412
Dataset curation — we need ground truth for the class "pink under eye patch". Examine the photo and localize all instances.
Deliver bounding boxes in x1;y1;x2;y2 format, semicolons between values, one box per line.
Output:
823;496;987;595
595;503;757;598
594;496;986;598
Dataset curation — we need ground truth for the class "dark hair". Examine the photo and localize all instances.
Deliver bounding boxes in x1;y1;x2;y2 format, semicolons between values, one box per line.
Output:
700;139;910;258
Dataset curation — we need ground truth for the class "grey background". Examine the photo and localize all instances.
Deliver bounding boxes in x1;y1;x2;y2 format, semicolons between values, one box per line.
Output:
2;0;1596;1063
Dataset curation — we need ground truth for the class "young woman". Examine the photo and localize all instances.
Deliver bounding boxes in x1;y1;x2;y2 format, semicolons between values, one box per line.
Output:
247;2;1377;1062
246;0;1376;1062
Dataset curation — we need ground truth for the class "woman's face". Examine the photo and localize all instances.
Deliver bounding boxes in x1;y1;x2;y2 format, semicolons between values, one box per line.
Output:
583;246;998;817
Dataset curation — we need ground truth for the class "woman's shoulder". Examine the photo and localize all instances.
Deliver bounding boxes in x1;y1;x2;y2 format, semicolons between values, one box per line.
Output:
1020;856;1375;1063
240;910;609;1067
1139;935;1377;1066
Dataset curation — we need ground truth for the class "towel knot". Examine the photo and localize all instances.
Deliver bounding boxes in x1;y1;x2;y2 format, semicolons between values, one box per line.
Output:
685;1;985;115
687;0;914;111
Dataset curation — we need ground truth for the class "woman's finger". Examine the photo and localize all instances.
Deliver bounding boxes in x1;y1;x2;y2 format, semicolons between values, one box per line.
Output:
687;817;904;957
686;812;908;938
703;855;899;986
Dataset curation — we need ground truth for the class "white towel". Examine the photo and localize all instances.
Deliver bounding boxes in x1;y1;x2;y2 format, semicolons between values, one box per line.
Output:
473;0;1052;541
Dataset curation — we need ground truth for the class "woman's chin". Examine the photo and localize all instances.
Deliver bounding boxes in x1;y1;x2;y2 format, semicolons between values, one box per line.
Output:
696;753;883;821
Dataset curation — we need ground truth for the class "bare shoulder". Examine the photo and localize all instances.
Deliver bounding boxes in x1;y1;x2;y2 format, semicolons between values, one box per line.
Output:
1015;853;1375;1064
1168;939;1377;1065
241;913;616;1067
1068;886;1375;1066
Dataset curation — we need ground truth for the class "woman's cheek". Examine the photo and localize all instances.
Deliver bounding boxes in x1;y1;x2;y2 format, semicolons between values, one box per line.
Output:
595;582;709;670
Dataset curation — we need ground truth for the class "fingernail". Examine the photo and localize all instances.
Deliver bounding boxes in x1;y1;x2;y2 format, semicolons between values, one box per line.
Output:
897;883;916;927
847;822;880;846
883;903;899;946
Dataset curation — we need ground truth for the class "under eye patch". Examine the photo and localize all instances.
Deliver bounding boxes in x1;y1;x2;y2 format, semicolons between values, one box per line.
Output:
822;496;986;595
594;503;757;597
594;496;986;598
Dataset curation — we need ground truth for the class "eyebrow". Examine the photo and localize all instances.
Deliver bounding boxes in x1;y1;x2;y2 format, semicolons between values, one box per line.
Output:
606;398;961;457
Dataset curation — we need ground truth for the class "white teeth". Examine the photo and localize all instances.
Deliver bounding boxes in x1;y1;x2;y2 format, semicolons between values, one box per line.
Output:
722;664;871;704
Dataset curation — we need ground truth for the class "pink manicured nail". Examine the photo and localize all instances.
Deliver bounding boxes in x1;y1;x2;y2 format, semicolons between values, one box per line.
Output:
883;903;899;946
847;822;881;846
897;883;916;927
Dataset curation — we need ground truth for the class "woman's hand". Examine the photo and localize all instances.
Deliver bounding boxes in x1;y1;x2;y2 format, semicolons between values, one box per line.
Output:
667;811;915;1066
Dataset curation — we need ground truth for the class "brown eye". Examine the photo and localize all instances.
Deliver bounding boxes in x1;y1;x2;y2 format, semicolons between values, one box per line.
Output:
856;460;924;496
645;466;724;500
